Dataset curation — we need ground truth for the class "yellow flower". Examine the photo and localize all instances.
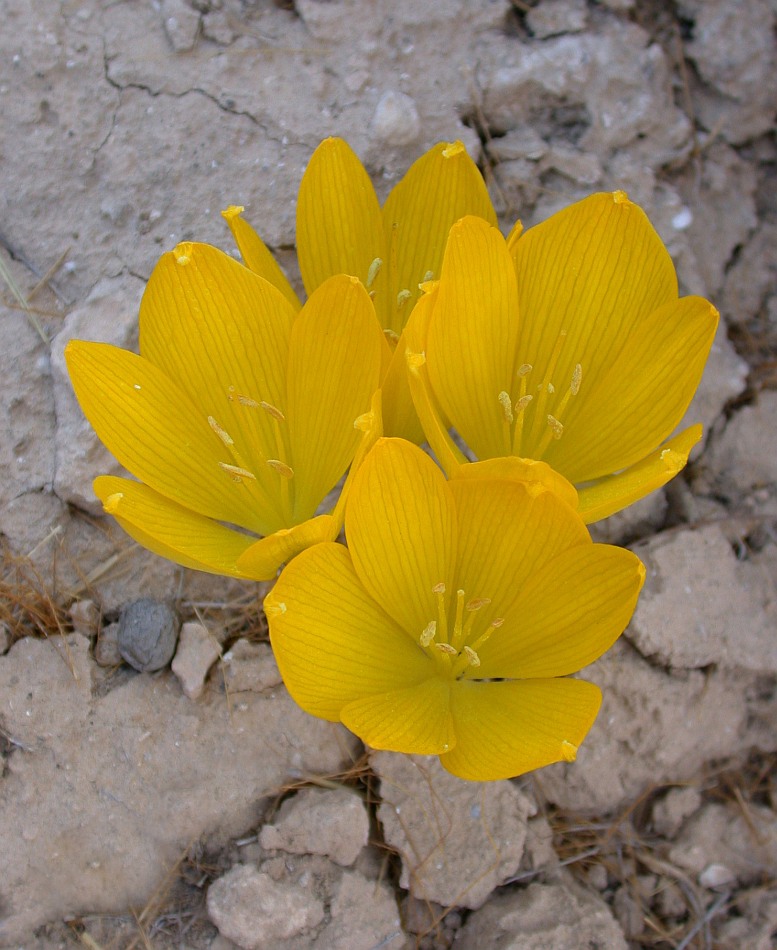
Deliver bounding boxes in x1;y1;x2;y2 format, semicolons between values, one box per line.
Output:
406;192;720;522
224;137;497;440
65;242;384;580
265;438;645;781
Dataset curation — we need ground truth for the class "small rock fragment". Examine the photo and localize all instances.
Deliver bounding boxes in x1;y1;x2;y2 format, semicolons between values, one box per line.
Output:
161;0;201;52
322;870;404;949
118;599;180;672
260;786;369;867
94;620;122;667
699;863;735;889
527;0;588;39
651;786;702;837
222;639;282;693
172;621;220;700
206;864;324;949
69;599;100;637
702;391;777;497
371;91;421;146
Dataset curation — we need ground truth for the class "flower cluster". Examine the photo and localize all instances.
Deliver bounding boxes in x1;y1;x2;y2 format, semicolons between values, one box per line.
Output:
66;138;718;780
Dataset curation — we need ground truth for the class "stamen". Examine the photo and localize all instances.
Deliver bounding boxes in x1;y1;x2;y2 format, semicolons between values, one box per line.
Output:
466;598;491;611
546;383;555;395
260;401;286;422
517;363;532;378
469;617;503;653
422;270;434;282
219;462;257;482
547;415;564;439
433;582;448;639
366;257;382;289
267;459;294;479
208;416;234;446
396;289;412;309
570;363;582;396
514;394;533;413
435;642;458;656
420;621;437;647
498;390;514;424
451;589;466;650
527;330;567;453
383;328;400;346
228;387;261;409
463;646;480;668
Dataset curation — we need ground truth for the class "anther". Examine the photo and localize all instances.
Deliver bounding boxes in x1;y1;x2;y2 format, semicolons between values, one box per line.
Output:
219;462;256;482
267;459;294;479
396;289;412;309
515;394;533;413
208;416;234;445
547;415;564;439
463;646;480;668
517;363;532;378
490;618;505;628
420;621;437;647
570;363;582;396
466;598;490;611
498;390;514;423
432;582;446;595
546;383;555;395
228;387;261;409
366;257;382;289
422;270;434;282
260;401;286;422
435;642;458;656
384;328;400;345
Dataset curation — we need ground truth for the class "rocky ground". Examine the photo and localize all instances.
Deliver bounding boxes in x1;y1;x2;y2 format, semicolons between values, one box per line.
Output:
1;0;776;947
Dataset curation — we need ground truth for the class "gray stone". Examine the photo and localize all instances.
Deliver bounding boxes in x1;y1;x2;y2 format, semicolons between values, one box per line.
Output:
526;0;588;39
206;864;325;948
260;786;369;867
94;620;122;667
702;391;777;497
455;878;628;950
161;0;201;53
722;223;777;326
321;870;404;949
221;639;283;693
373;752;534;909
117;598;180;672
171;620;221;699
371;91;422;146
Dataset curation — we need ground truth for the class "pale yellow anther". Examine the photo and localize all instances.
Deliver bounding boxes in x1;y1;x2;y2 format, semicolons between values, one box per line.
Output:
420;621;437;647
547;382;555;395
432;582;447;595
515;394;533;412
366;257;383;288
260;401;286;422
561;740;578;762
466;598;490;611
219;462;256;482
264;600;287;618
208;415;234;445
570;363;582;396
103;492;123;514
517;363;532;378
463;646;481;668
442;141;465;158
435;642;458;656
490;618;505;628
384;328;400;345
396;289;413;309
267;459;294;479
422;270;434;282
498;390;514;423
173;242;194;265
547;415;564;439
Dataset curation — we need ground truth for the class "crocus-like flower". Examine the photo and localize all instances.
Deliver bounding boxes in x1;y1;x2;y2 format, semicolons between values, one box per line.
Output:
405;193;720;522
65;242;384;580
265;438;645;781
224;137;497;439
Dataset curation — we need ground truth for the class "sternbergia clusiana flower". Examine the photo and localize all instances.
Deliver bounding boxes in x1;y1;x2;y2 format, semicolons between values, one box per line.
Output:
66;242;384;580
405;192;719;522
265;438;645;781
223;137;497;440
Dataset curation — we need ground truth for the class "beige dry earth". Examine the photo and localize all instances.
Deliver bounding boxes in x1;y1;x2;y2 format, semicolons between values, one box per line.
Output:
1;1;776;948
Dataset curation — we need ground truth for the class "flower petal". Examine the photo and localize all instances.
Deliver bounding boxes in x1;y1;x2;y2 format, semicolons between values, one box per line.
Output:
543;296;719;480
138;242;297;525
426;216;520;460
450;456;578;511
296;137;385;298
65;341;274;533
93;476;257;578
265;542;433;720
286;275;384;521
221;205;301;311
440;678;602;781
511;192;679;429
236;515;339;580
380;141;497;335
577;424;703;523
477;544;644;678
345;438;456;639
448;477;590;635
341;679;455;755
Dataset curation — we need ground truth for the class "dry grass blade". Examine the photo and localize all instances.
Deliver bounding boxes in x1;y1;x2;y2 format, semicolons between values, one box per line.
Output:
0;249;49;346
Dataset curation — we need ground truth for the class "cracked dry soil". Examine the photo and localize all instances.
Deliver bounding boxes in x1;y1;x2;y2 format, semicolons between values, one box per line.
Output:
1;1;776;948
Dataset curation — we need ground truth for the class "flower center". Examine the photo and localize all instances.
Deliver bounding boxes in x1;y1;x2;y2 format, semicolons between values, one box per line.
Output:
498;331;582;459
419;583;504;680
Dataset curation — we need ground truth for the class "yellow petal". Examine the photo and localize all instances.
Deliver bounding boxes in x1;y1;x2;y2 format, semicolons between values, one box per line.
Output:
440;678;602;781
511;192;679;416
426;216;520;460
448;474;590;616
380;140;497;336
345;438;456;638
341;679;455;755
543;297;719;480
477;545;645;679
94;476;257;578
286;275;383;521
236;514;339;580
65;341;275;534
296;137;385;299
265;542;433;720
577;424;703;523
380;331;425;442
450;456;578;511
221;205;301;311
138;242;297;525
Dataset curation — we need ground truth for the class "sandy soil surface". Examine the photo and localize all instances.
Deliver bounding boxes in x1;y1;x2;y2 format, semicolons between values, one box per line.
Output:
1;1;776;947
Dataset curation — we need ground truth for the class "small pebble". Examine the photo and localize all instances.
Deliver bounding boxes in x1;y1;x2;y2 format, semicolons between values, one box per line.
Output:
118;599;180;672
69;599;100;637
371;90;421;146
172;621;220;700
699;863;735;889
94;621;122;667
